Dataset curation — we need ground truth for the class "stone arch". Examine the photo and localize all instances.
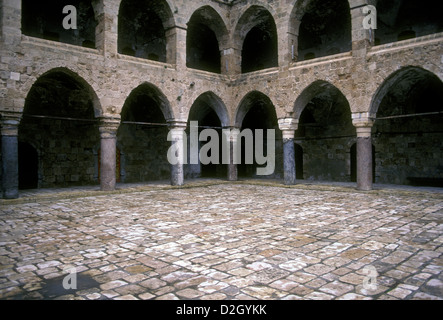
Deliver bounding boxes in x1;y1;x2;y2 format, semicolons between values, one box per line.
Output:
293;80;352;120
21;0;97;48
186;92;230;178
117;0;175;62
293;80;355;182
21;66;102;118
374;0;443;45
235;91;282;178
120;82;174;122
117;82;173;183
370;66;443;116
186;6;229;73
370;66;443;186
234;5;279;73
289;0;352;61
187;91;230;128
19;67;101;188
235;91;278;129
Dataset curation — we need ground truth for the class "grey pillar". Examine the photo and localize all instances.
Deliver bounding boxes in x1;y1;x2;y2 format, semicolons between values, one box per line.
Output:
278;118;298;185
356;126;373;191
99;118;119;191
168;122;187;186
224;127;239;181
228;140;238;181
1;118;20;199
283;138;296;185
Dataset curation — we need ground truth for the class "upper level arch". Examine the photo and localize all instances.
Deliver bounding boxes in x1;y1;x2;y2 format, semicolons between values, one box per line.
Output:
21;0;97;48
117;0;175;62
186;6;229;74
289;0;352;62
234;5;278;73
374;0;443;45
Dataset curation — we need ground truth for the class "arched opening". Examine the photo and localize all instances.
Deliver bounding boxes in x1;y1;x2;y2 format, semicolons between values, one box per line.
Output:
236;92;282;179
296;0;351;61
19;69;99;188
375;0;443;46
372;67;443;187
18;142;38;189
186;7;227;74
21;0;97;48
295;81;355;181
350;143;375;183
118;0;174;62
186;92;229;179
236;6;278;73
117;84;171;183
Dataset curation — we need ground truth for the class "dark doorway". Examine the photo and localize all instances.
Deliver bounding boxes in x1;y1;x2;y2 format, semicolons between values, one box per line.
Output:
18;142;38;189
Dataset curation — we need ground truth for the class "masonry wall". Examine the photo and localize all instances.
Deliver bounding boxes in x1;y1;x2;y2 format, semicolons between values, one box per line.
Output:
1;0;442;189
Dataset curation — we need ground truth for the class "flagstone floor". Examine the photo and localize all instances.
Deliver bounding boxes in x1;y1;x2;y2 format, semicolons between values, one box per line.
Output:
1;180;442;300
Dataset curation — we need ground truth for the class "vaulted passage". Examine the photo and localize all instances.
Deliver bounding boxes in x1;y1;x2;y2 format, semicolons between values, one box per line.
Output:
297;0;351;61
19;69;99;188
186;93;228;178
373;67;443;186
186;7;227;74
118;0;173;62
237;7;278;73
375;0;443;45
295;82;355;181
117;84;171;183
236;92;282;179
21;0;97;48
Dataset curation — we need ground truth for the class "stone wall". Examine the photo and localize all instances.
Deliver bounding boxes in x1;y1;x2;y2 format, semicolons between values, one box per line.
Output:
1;0;442;189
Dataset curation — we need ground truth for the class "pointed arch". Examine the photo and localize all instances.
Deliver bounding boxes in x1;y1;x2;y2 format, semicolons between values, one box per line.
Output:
188;91;230;128
118;0;175;62
186;6;229;73
234;6;278;73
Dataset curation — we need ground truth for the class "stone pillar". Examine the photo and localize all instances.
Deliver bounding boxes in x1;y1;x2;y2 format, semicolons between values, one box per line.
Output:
93;0;118;57
1;115;20;199
350;1;376;58
99;117;120;191
353;114;375;191
223;127;239;181
168;121;187;186
221;48;241;75
278;118;298;185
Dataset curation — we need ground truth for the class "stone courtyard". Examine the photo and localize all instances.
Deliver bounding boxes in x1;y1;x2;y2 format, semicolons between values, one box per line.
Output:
1;180;442;300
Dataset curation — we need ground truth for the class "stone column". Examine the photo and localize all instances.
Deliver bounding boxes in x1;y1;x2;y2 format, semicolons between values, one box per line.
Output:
99;117;120;191
1;115;20;199
278;118;298;185
353;115;375;191
168;121;187;186
223;127;239;181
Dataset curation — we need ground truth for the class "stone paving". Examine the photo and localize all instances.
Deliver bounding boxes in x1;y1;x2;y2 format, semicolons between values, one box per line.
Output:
0;180;442;300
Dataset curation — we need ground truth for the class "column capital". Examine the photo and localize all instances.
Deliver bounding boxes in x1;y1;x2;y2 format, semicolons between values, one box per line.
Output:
167;120;187;130
352;112;375;137
1;111;21;136
278;118;299;140
98;116;120;139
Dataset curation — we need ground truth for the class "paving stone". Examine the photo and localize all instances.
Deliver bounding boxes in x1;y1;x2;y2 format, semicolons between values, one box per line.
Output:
0;182;442;301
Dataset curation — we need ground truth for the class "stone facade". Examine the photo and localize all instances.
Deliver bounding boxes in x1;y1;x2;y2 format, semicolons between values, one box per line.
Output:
1;0;442;198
